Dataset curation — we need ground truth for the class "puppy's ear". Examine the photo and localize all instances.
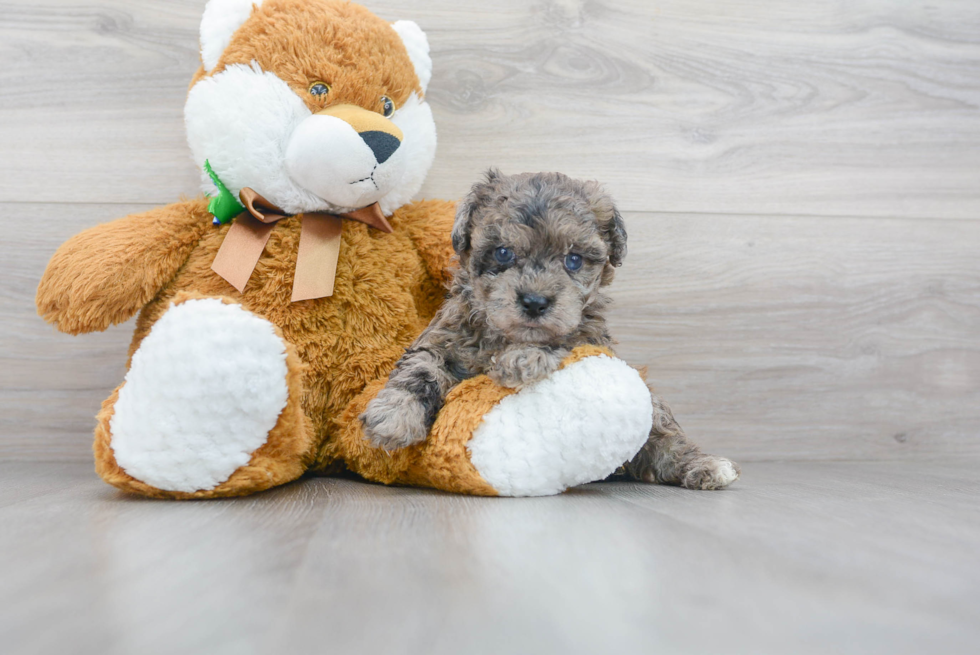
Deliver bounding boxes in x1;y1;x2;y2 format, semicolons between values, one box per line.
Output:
451;195;475;256
452;168;503;257
605;206;628;267
584;181;627;267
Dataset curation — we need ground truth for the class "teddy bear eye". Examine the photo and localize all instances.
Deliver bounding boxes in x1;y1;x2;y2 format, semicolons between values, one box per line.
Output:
564;253;583;271
494;247;515;264
309;81;331;96
381;95;396;118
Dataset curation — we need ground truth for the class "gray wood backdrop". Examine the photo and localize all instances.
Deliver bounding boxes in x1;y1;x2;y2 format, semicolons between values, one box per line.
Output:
1;0;978;462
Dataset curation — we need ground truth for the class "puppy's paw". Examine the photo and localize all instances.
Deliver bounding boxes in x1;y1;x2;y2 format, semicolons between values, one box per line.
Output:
360;387;430;450
488;346;565;389
679;456;740;490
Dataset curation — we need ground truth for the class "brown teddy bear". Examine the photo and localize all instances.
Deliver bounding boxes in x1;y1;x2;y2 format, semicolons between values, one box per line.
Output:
35;0;656;498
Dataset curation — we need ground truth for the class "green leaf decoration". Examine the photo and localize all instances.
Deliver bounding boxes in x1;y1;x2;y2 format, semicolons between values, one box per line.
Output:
204;159;245;225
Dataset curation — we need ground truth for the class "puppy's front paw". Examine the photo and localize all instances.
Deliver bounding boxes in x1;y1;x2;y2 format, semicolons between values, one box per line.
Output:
679;456;740;490
360;387;430;450
488;346;564;389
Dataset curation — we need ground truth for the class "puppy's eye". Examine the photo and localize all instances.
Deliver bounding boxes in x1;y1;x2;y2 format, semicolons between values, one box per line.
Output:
381;95;396;118
309;81;331;96
494;247;515;264
564;253;584;271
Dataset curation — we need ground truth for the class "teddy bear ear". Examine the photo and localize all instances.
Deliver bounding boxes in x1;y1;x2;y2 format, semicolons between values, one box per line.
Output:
200;0;264;73
391;20;432;93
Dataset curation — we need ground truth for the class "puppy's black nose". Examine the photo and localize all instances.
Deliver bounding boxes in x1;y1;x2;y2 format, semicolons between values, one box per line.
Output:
359;130;400;164
520;292;551;318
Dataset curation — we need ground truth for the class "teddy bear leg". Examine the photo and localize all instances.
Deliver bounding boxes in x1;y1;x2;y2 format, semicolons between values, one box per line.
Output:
337;347;655;497
93;295;314;499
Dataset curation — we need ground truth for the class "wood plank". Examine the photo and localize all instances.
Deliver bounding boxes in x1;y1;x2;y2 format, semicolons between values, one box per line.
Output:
0;460;977;654
1;0;979;217
0;0;204;204
3;203;978;462
608;210;980;461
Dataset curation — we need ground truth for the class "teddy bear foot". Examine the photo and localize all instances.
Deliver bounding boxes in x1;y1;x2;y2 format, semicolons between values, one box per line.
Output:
94;295;313;498
465;351;654;496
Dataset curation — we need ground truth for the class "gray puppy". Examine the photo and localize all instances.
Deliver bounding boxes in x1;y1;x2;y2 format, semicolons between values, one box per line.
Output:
360;170;739;490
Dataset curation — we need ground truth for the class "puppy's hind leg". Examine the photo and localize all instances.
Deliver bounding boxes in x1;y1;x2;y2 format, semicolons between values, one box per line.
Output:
621;390;740;490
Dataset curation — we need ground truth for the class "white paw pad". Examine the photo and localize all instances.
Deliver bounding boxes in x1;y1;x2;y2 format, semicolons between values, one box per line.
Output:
713;459;740;487
467;355;653;497
110;298;289;493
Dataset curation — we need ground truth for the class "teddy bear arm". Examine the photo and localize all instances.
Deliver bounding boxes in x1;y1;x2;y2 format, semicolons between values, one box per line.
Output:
36;200;213;335
393;199;458;286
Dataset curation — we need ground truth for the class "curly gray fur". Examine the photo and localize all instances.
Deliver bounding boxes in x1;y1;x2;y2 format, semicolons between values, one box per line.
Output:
360;170;739;490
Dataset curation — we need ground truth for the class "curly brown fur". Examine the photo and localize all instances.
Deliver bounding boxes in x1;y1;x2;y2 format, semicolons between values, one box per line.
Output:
361;170;739;490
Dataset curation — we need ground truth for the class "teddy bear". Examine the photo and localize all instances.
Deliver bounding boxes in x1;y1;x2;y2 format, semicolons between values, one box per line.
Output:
34;0;655;499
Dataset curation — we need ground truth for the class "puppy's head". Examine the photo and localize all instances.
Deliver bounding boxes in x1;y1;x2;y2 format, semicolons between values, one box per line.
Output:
452;170;627;344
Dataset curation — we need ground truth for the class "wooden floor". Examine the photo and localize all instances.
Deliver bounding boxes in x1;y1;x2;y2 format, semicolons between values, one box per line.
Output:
1;459;978;654
2;1;979;653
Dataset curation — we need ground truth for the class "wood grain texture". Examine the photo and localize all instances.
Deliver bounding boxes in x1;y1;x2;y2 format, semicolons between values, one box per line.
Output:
1;460;978;655
1;1;978;462
4;203;978;462
609;211;980;461
0;0;979;216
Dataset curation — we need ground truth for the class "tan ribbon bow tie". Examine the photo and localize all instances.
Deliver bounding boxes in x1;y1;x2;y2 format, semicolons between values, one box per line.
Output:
210;188;393;302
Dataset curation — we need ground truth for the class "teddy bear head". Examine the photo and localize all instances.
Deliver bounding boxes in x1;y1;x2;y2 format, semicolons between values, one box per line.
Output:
184;0;436;216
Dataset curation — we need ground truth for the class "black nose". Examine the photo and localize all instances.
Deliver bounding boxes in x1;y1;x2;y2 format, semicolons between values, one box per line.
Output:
520;292;551;318
359;130;400;164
